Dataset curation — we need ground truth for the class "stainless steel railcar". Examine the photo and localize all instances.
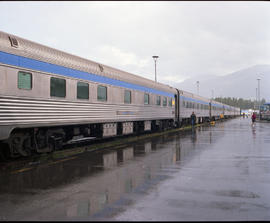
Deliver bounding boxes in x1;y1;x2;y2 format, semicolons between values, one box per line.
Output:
178;91;240;124
0;31;177;157
179;90;211;124
0;31;239;158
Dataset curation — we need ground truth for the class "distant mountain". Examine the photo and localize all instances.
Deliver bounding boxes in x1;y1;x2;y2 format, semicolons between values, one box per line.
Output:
173;64;270;102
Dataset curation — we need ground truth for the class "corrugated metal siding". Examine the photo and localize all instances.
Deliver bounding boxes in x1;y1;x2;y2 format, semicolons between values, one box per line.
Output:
0;96;174;127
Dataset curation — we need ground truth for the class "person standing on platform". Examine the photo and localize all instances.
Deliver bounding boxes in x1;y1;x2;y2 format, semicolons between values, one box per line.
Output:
191;112;196;127
251;112;256;126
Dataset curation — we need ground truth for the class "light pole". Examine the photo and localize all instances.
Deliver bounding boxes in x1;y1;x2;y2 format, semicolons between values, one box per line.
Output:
255;87;257;110
257;78;260;109
196;81;199;95
152;55;159;82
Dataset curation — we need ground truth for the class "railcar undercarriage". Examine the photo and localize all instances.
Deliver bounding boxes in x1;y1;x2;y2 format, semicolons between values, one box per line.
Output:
0;119;175;159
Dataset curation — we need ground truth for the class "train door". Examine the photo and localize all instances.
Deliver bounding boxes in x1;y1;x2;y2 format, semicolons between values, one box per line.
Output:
209;101;212;120
174;89;180;126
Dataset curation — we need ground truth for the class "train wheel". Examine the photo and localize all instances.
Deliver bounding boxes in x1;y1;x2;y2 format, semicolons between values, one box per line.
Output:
8;132;32;157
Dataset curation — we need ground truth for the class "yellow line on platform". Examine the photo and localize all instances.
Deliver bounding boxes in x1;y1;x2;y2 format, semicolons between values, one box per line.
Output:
47;156;77;166
11;167;33;174
11;156;77;174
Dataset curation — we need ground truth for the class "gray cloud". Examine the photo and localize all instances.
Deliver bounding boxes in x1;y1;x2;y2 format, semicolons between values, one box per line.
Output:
0;1;269;86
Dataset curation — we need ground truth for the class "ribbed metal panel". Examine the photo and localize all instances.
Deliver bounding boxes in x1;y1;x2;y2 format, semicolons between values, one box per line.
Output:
0;96;174;127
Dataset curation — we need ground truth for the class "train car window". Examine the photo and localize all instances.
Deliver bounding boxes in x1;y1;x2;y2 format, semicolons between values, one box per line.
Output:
77;82;89;99
163;97;167;107
183;101;185;107
97;85;107;101
156;96;161;106
169;98;172;107
18;71;32;90
124;90;131;104
50;77;66;97
144;93;149;105
201;104;203;110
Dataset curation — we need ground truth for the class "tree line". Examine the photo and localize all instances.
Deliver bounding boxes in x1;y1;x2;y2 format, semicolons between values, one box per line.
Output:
214;97;266;110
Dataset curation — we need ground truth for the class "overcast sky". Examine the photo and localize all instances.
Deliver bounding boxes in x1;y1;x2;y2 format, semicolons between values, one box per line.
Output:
0;1;269;87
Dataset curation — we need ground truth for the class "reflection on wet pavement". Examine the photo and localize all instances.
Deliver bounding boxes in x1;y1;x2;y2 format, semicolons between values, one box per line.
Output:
0;117;270;221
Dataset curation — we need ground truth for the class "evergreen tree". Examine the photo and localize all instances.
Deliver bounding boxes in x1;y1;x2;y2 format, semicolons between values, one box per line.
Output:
214;97;266;109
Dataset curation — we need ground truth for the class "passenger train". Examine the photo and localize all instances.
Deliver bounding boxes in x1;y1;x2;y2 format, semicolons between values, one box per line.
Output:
0;31;240;158
260;103;270;120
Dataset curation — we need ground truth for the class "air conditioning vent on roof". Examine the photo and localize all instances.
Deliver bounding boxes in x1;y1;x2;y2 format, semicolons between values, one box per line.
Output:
98;64;104;72
9;36;19;48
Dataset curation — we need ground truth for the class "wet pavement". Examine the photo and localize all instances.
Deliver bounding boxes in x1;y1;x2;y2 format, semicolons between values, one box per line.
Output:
0;117;270;221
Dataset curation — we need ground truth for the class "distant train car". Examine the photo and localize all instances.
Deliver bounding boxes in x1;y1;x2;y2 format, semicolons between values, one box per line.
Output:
210;100;225;120
179;90;211;124
0;31;240;158
260;103;270;120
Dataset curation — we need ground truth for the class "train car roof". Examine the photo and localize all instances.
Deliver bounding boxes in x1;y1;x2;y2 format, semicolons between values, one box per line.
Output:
0;31;176;95
0;31;241;110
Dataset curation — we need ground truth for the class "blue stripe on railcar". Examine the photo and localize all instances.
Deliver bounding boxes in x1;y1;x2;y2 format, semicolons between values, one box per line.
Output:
0;50;174;98
180;95;209;106
180;96;228;109
211;103;224;108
